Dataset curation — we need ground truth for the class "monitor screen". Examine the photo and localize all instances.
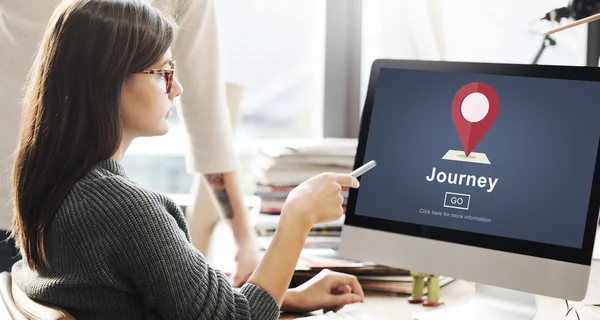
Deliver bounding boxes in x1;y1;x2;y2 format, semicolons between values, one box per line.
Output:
349;64;600;257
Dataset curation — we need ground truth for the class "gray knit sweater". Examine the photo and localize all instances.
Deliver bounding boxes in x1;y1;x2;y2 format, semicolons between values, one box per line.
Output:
11;159;280;320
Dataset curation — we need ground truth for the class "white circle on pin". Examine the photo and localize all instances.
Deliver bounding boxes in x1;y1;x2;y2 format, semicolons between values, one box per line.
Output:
461;92;489;123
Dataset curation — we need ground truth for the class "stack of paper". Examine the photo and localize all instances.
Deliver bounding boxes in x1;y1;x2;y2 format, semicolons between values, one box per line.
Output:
251;138;357;216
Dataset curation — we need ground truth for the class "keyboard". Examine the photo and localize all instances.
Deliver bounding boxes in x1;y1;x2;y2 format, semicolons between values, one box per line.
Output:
296;310;377;319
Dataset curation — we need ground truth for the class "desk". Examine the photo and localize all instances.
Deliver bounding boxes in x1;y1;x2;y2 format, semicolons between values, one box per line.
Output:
280;261;600;319
206;222;600;320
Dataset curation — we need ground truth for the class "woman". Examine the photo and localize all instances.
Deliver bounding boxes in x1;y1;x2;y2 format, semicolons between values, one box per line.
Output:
9;0;364;319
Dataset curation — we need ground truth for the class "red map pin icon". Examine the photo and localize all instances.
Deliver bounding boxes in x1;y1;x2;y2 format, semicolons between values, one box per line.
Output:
451;82;499;157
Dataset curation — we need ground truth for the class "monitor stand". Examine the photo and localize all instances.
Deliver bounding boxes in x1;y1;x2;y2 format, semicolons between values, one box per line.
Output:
413;283;537;320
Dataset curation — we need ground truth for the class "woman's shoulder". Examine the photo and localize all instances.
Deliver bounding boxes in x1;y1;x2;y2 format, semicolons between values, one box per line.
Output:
73;163;150;201
51;159;190;252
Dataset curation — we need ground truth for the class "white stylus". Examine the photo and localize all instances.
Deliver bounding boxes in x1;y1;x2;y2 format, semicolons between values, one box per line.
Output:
350;160;377;178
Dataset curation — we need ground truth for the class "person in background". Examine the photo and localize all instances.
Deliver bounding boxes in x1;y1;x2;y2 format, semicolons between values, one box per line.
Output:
9;0;365;319
154;0;261;287
0;0;261;285
165;0;261;287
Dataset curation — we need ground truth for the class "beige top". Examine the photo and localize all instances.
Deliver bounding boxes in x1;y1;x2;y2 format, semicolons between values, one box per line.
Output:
0;0;236;230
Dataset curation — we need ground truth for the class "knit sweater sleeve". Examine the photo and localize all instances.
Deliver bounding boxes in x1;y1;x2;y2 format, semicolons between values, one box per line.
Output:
88;177;279;320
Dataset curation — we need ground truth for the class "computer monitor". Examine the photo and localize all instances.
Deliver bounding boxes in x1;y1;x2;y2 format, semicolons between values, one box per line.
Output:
339;59;600;320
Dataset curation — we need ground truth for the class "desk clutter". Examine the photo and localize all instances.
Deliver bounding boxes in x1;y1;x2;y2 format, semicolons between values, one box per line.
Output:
249;138;454;296
256;234;453;296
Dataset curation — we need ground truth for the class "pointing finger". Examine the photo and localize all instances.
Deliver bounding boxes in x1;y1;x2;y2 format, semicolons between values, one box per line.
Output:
326;173;359;188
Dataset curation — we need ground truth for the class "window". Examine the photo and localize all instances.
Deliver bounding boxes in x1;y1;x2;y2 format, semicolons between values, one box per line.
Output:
218;0;326;142
122;1;326;194
360;0;588;106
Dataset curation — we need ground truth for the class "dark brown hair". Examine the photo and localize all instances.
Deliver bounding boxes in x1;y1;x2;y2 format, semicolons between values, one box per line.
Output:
10;0;176;271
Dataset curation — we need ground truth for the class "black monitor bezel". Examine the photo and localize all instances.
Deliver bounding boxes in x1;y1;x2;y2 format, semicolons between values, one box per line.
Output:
344;59;600;266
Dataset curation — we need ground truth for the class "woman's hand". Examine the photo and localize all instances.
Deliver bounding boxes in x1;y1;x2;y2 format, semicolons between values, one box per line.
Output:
282;173;359;228
246;173;359;308
231;241;261;287
281;269;365;314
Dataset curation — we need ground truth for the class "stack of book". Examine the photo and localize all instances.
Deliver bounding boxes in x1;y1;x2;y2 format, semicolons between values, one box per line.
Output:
251;138;357;236
255;185;350;215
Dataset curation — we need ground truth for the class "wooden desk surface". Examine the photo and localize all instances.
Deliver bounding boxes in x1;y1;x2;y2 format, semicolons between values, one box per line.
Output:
280;261;600;319
206;222;600;319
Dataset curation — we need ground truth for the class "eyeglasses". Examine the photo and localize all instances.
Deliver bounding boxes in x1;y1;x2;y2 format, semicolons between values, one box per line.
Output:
137;60;176;94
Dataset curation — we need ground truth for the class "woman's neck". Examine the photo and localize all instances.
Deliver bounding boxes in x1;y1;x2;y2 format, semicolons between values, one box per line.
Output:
111;134;134;162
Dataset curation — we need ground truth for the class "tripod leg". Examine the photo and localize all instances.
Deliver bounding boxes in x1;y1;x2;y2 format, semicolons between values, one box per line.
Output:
532;40;547;64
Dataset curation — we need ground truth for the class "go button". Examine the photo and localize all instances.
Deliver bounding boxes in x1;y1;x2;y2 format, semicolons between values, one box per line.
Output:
444;192;470;210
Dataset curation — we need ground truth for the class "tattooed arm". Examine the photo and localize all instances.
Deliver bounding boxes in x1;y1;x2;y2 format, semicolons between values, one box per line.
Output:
204;172;237;219
205;171;260;286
